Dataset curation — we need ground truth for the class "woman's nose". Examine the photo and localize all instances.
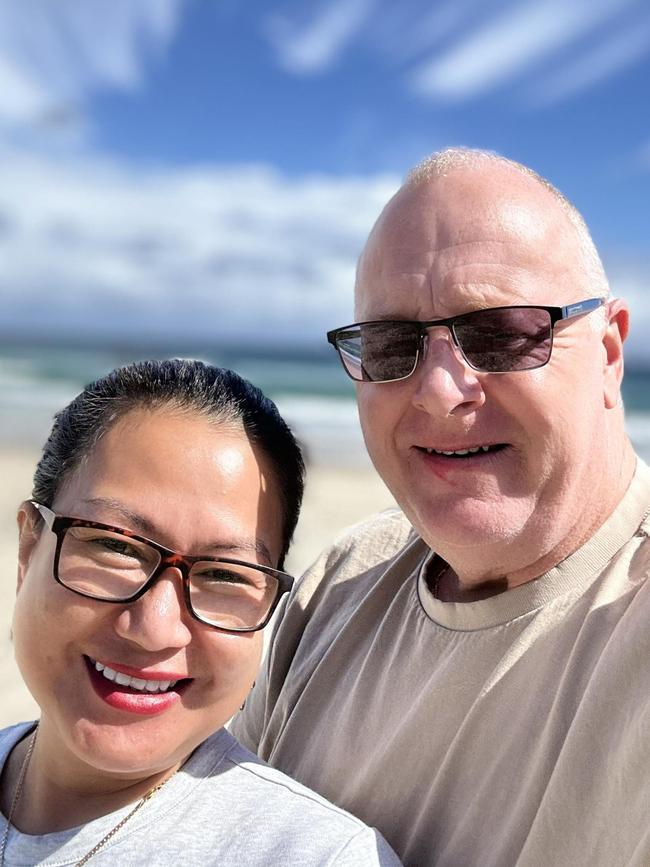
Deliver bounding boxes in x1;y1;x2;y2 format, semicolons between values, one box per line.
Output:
113;567;193;651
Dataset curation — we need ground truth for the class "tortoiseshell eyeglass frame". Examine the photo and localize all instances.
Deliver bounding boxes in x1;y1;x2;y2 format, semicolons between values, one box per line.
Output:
30;501;294;633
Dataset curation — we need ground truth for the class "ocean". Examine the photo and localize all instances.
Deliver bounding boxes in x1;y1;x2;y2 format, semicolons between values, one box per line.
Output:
1;345;650;466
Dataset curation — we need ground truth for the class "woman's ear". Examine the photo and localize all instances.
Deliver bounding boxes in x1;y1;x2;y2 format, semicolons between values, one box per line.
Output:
16;501;42;594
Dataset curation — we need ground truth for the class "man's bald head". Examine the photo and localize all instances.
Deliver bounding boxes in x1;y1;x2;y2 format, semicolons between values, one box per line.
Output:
356;147;610;310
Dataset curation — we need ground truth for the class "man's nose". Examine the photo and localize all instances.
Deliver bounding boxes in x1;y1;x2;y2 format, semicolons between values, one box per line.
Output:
410;328;486;417
113;567;193;651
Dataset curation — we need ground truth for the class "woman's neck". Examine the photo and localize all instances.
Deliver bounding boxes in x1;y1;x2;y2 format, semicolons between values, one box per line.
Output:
2;724;181;835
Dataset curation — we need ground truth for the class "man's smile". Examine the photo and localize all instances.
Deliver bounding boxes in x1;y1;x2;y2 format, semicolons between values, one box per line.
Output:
414;443;508;459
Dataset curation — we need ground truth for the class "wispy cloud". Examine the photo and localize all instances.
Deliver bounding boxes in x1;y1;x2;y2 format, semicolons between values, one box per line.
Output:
409;0;635;101
0;148;398;346
372;0;490;66
265;0;376;74
0;53;50;124
530;15;650;105
258;0;650;106
0;0;186;130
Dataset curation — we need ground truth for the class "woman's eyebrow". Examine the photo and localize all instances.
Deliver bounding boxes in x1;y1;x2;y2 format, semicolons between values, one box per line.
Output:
78;496;272;562
200;538;272;562
80;497;157;535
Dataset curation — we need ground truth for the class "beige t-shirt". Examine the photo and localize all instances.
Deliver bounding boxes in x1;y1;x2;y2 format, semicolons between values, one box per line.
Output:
233;460;650;867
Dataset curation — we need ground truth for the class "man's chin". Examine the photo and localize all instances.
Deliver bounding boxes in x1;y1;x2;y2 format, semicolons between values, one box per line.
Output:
408;499;530;555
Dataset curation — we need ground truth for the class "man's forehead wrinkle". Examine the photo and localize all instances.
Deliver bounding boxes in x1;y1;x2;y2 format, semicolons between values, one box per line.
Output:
439;281;532;310
356;172;587;318
365;238;528;287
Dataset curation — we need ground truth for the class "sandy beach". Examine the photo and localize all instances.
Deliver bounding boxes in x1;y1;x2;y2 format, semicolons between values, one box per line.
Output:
0;445;395;728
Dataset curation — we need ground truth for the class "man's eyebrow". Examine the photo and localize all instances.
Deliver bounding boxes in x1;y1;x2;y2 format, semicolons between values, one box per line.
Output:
78;497;272;562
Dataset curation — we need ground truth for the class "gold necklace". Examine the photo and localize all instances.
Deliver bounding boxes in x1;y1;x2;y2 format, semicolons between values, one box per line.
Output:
0;726;174;866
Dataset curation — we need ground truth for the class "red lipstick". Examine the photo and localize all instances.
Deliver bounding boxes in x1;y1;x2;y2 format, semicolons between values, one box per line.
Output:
84;657;189;717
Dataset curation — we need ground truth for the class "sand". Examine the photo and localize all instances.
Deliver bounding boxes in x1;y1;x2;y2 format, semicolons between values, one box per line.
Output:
0;446;395;729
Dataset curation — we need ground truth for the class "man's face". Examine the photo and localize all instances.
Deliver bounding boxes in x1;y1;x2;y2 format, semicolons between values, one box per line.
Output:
355;167;626;579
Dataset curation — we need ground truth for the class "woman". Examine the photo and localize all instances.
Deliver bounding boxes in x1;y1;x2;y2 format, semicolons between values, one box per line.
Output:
0;359;400;866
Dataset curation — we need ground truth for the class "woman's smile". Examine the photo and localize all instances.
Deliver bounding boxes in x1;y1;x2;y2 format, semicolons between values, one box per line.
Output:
83;656;194;716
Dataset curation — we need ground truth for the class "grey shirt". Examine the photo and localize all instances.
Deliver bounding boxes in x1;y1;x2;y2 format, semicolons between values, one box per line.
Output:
0;724;401;866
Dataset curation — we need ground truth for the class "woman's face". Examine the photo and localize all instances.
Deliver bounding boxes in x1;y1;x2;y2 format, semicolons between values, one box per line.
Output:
13;408;284;780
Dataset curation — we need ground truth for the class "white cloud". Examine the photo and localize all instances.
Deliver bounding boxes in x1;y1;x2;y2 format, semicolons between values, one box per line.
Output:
0;51;52;123
1;145;648;364
265;0;375;74
0;0;186;130
409;0;638;101
0;148;399;347
530;16;650;105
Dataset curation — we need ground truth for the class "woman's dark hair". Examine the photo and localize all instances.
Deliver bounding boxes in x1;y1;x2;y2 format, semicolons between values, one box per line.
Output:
33;359;305;568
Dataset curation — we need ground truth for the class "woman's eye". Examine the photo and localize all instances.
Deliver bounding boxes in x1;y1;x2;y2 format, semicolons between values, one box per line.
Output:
198;569;245;584
90;536;140;558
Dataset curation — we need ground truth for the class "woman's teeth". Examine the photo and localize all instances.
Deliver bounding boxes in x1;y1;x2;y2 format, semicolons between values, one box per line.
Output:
93;660;177;693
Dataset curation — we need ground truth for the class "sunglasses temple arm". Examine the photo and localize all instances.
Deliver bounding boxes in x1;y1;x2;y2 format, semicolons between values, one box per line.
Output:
560;298;605;321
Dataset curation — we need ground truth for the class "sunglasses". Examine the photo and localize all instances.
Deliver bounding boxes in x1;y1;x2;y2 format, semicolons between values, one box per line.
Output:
326;298;605;382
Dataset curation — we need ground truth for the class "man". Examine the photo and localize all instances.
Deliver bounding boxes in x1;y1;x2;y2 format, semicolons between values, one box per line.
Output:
232;149;650;866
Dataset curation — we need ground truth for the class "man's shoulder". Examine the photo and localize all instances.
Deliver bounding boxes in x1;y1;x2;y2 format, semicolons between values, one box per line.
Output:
307;507;420;582
288;508;422;613
261;509;424;685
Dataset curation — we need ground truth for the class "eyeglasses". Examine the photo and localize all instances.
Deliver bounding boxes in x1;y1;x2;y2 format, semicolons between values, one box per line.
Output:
326;298;605;383
31;502;293;633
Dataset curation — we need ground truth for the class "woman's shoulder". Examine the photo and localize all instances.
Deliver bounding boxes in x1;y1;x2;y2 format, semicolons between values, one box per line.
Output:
185;729;402;865
198;728;366;823
0;721;35;768
221;731;362;815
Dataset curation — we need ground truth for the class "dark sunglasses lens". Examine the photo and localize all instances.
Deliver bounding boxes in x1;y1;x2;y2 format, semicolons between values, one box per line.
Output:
335;323;420;382
454;308;553;372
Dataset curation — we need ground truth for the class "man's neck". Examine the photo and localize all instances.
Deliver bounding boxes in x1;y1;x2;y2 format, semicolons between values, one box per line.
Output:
429;439;637;603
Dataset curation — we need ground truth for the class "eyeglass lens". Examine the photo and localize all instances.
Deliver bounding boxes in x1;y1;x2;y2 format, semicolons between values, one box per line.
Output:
57;526;279;630
336;307;553;381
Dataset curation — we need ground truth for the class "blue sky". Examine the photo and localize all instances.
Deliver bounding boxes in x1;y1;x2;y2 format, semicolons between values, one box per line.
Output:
0;0;649;359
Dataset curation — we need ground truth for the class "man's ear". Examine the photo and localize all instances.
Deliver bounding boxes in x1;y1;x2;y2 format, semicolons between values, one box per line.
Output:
16;501;42;594
602;298;629;410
